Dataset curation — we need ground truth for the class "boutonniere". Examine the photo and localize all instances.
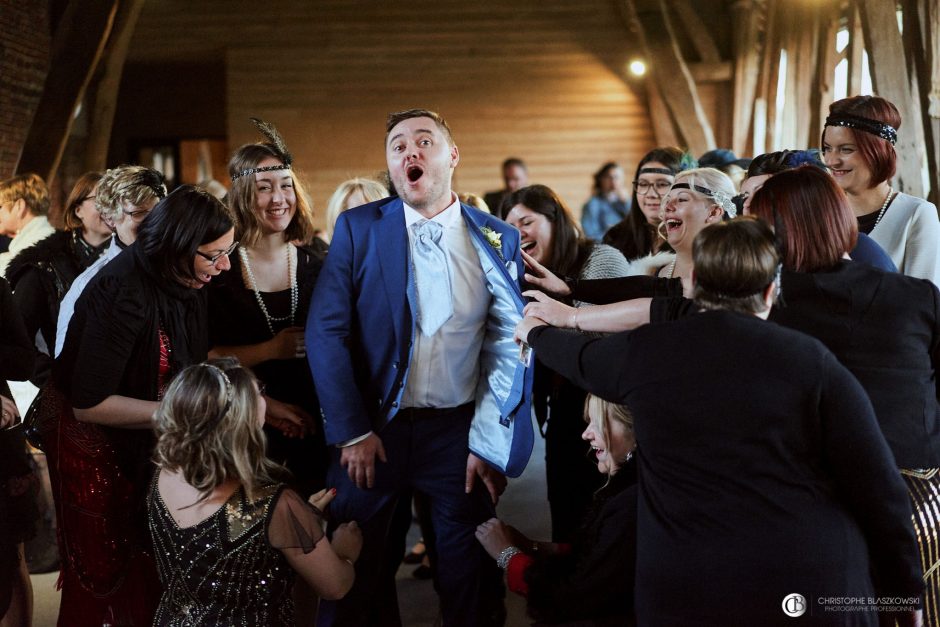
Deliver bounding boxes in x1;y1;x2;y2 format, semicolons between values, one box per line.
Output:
480;226;504;259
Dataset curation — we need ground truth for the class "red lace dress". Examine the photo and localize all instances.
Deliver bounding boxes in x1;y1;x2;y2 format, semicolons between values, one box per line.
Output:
45;329;172;627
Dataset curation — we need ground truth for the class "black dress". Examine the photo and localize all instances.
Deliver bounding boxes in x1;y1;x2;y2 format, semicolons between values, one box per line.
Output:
51;243;209;626
6;229;107;384
207;244;326;495
148;479;325;627
528;311;923;625
0;276;38;617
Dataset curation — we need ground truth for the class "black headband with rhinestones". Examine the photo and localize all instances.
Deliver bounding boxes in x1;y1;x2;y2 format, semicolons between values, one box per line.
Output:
231;162;292;182
824;114;897;145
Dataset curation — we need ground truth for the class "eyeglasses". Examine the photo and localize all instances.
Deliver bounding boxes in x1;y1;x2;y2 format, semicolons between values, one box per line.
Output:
196;241;238;264
732;191;749;209
633;180;673;195
122;207;152;220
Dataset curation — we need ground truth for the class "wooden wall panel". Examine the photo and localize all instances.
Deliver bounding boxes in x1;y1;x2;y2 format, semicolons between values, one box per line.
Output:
127;0;653;223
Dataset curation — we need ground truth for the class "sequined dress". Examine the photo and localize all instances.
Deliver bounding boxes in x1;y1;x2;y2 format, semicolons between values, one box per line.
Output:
148;479;324;627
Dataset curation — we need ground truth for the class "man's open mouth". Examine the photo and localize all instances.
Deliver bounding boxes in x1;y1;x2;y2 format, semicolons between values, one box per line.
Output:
407;165;424;183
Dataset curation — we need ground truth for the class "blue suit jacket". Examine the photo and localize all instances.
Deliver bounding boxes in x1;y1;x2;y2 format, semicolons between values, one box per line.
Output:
307;197;534;477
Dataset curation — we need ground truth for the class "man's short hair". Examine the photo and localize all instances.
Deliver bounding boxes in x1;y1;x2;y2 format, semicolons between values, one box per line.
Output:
385;109;454;146
0;173;50;216
502;157;527;171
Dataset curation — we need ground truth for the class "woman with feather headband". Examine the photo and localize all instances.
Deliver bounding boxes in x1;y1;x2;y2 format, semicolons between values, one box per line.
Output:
207;119;328;498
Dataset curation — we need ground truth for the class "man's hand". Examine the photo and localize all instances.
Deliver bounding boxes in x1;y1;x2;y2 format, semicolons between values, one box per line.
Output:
264;396;315;438
465;453;507;505
341;433;387;489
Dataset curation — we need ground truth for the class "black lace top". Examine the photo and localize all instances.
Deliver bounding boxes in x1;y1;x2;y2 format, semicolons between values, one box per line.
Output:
148;478;325;627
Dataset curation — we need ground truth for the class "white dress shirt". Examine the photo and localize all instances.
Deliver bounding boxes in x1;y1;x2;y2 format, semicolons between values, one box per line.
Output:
402;195;490;408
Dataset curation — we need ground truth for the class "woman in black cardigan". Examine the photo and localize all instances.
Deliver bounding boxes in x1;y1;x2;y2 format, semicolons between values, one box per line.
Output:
52;186;235;627
516;218;923;626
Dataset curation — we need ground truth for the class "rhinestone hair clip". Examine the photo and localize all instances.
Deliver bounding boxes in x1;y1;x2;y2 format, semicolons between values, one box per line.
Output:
824;114;897;145
231;162;292;182
669;182;737;218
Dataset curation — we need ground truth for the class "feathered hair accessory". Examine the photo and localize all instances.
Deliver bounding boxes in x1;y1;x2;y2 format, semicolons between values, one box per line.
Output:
784;149;825;169
677;152;698;173
231;117;294;181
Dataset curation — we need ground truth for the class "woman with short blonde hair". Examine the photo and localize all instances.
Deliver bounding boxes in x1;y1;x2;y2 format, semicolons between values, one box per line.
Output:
324;177;388;241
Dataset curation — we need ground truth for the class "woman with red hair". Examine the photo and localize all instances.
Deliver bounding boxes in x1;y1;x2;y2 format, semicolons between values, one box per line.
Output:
822;95;940;285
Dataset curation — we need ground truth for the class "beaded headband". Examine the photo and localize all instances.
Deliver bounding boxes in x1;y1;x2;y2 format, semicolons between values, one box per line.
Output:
231;117;294;181
824;114;897;145
669;182;737;218
195;363;236;427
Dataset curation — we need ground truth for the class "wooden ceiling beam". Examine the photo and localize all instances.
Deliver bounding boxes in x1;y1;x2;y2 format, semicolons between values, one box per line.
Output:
857;0;926;197
730;0;764;155
669;0;722;63
621;0;715;154
16;0;119;183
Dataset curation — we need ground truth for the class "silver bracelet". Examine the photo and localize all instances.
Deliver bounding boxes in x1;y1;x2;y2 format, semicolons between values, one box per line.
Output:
496;546;522;569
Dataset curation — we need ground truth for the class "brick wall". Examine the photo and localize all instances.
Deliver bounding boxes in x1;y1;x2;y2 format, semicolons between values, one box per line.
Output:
0;0;50;179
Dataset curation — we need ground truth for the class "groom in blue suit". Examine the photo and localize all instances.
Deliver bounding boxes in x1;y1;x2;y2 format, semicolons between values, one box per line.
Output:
307;109;533;626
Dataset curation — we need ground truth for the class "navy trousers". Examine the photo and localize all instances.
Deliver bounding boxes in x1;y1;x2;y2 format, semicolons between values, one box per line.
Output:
316;404;505;627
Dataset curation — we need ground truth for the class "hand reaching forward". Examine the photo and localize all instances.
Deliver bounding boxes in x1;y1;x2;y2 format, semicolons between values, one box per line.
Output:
465;453;507;505
264;396;315;438
522;290;576;328
341;433;387;489
522;250;570;296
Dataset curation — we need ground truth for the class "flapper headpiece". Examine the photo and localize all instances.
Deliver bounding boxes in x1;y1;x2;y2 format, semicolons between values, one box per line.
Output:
669;182;737;218
231;118;294;181
824;114;897;145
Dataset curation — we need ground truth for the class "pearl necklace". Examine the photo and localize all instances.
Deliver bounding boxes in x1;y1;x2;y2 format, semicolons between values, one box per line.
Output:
873;187;895;228
239;244;298;337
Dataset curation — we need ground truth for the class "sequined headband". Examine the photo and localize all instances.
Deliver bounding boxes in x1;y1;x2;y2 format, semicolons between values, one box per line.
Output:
824;114;897;145
669;182;737;218
639;167;675;176
195;363;236;427
231;162;292;182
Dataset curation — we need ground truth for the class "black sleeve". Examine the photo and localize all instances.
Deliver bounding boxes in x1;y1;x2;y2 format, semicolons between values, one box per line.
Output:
525;486;637;622
572;275;677;305
0;276;37;382
819;350;924;598
930;283;940;402
527;326;635;403
10;269;53;385
68;276;148;409
650;296;696;323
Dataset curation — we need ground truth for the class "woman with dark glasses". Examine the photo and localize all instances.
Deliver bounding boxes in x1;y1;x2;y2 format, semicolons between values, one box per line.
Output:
50;186;234;626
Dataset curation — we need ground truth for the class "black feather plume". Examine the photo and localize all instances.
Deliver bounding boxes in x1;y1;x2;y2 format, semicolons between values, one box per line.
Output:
250;117;293;165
